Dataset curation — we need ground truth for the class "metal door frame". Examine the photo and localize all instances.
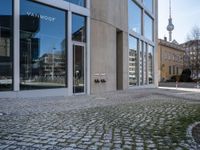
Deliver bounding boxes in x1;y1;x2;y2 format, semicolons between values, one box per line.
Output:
72;41;86;95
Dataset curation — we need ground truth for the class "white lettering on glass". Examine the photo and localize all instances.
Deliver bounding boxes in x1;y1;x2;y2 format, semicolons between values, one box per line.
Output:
26;12;56;22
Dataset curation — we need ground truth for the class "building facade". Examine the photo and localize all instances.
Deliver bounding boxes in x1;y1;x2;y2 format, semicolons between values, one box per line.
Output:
0;0;158;98
181;40;200;79
158;39;185;82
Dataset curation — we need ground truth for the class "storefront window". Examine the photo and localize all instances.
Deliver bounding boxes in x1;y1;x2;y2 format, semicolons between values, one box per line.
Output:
72;14;86;42
129;36;138;86
0;0;13;91
143;0;153;13
144;13;153;41
148;45;154;84
20;0;67;90
128;0;142;34
64;0;86;7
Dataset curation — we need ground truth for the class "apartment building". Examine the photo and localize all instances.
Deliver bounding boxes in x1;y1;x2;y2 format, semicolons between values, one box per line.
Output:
158;39;185;81
181;40;200;79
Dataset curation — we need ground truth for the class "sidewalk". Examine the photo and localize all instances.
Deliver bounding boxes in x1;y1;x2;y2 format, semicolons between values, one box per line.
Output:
159;86;200;93
0;88;200;149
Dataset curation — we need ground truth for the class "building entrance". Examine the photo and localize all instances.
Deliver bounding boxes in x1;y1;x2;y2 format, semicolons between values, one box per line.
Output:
73;43;85;94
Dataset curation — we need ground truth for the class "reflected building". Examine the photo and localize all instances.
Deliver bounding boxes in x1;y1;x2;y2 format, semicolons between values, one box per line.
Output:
0;14;13;91
0;0;158;97
38;52;65;82
128;0;156;86
129;49;137;85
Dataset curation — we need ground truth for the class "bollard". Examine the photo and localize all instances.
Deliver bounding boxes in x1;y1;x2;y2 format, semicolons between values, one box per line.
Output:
197;81;199;89
176;81;178;88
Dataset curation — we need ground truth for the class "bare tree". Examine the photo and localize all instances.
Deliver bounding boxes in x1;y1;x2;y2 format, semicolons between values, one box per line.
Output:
186;26;200;81
187;26;200;40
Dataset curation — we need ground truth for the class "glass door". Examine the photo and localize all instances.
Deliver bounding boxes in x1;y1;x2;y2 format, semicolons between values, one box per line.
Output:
73;43;85;94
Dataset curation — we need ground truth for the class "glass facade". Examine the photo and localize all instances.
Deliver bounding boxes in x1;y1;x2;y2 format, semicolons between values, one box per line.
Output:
139;41;143;85
144;13;153;41
72;14;86;42
143;43;147;84
0;0;156;95
20;0;67;90
0;0;13;91
72;14;86;93
73;45;85;93
143;0;153;13
64;0;86;7
129;36;138;86
128;0;155;86
0;0;89;94
128;0;142;34
148;45;154;84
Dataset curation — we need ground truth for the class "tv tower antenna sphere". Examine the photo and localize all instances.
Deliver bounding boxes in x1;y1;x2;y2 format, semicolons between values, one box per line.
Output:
166;0;174;41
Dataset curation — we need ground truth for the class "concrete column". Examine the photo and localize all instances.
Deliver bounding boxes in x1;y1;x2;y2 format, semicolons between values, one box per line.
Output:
86;4;91;94
13;0;20;91
68;12;73;95
154;0;159;87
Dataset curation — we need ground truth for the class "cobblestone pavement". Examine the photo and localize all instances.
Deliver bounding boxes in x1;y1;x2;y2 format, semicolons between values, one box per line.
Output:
1;88;200;150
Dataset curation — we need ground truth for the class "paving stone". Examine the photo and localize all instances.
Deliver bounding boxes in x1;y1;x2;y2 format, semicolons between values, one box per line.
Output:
1;89;200;149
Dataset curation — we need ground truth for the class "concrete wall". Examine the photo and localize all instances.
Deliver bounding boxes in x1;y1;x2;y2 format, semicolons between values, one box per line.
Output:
90;0;128;93
90;0;128;31
154;0;159;87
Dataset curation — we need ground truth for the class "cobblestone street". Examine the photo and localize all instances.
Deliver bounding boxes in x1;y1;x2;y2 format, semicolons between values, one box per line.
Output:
0;88;200;150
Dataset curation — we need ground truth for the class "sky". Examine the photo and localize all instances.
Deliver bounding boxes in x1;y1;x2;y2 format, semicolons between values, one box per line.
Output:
158;0;200;44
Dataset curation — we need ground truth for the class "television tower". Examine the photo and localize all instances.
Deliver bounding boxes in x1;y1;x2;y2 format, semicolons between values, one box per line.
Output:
167;0;174;41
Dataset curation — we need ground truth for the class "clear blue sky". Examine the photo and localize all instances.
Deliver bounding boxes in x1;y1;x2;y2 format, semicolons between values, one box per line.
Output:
159;0;200;44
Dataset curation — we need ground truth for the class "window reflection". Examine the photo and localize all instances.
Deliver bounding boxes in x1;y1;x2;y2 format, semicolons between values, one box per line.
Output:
143;43;147;84
148;45;154;84
129;36;138;86
128;0;142;34
20;0;67;90
64;0;86;7
144;14;153;41
0;0;13;91
72;14;86;42
73;45;84;93
143;0;153;13
139;41;143;85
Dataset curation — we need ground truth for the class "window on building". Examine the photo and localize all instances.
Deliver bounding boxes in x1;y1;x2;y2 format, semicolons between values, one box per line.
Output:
144;13;153;41
143;0;153;13
168;54;171;60
129;36;138;86
176;67;179;75
64;0;86;7
20;0;67;90
169;66;171;75
148;45;154;84
173;66;175;74
72;14;86;42
128;0;142;34
172;55;175;61
0;0;13;91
